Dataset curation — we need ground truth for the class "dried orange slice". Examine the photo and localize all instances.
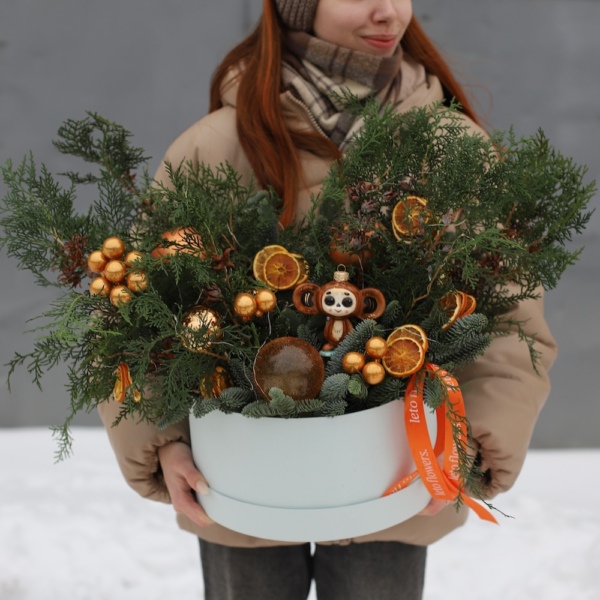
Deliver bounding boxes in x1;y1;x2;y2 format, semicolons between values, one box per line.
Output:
252;245;287;282
461;293;477;317
382;337;425;377
291;252;310;285
262;251;302;290
439;292;463;330
391;196;430;240
387;324;429;353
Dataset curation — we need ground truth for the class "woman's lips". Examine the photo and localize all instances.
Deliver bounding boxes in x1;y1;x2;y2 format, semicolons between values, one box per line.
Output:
362;36;398;51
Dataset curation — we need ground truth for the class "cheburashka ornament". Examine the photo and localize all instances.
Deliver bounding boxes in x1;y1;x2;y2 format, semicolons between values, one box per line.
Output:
292;267;386;350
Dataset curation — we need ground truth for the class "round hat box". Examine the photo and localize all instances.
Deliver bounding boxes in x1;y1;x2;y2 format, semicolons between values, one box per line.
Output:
190;398;437;543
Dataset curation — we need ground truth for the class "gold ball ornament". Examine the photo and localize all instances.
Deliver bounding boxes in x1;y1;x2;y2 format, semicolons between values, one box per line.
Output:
124;250;144;266
87;250;108;274
342;352;366;374
365;336;387;360
103;260;127;283
109;285;134;306
233;292;257;321
181;306;220;352
362;361;386;386
102;236;126;260
254;289;277;316
89;276;111;296
126;271;148;292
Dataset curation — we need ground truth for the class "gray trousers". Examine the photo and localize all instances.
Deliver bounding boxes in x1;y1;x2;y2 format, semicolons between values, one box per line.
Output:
199;539;427;600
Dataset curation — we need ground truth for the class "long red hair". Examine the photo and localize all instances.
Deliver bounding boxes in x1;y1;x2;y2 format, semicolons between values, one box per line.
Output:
209;1;481;227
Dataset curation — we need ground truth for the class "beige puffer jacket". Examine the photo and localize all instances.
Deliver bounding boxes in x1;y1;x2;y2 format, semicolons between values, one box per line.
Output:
99;56;557;548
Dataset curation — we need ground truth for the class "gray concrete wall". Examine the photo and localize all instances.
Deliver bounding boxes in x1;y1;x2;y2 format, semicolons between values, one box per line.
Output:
1;0;598;447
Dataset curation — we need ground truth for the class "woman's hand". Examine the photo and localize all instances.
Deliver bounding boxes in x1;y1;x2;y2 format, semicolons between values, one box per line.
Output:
157;441;214;528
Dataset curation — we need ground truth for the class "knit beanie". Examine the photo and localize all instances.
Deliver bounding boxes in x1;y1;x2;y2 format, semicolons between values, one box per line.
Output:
274;0;319;31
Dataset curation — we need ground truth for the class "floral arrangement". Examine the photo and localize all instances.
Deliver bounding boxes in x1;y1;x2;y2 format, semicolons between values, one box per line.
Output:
1;102;594;511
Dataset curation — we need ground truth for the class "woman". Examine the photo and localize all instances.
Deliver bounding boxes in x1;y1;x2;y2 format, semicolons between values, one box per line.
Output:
99;1;557;598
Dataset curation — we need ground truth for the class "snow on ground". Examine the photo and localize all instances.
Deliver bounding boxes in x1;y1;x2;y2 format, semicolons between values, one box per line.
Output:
1;427;598;600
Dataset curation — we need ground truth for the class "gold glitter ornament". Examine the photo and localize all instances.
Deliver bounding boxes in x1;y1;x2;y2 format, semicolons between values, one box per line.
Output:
365;336;387;359
102;236;126;260
87;250;108;274
126;271;148;292
342;352;366;374
89;276;111;296
181;306;220;352
362;361;386;385
109;285;134;306
233;292;257;321
254;289;277;316
103;260;127;283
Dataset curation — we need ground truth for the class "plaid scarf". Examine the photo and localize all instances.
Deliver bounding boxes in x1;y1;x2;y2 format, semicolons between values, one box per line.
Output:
282;31;405;150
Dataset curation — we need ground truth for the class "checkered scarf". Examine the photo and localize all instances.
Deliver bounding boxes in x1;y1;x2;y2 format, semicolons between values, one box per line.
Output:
282;31;404;150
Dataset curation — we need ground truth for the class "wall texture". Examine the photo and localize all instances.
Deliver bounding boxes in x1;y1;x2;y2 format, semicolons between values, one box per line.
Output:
1;0;598;447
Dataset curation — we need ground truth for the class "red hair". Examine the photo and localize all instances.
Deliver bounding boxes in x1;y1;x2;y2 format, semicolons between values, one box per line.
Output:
210;3;481;228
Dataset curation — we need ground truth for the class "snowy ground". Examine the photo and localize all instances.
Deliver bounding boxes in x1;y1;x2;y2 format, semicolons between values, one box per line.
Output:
1;428;598;600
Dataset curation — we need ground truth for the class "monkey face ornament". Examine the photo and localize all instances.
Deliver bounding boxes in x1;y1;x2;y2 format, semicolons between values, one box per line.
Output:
293;269;386;351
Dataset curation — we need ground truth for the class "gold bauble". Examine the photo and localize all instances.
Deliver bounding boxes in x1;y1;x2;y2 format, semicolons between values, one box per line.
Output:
124;250;144;266
365;336;387;359
87;250;108;274
362;361;386;385
103;260;127;283
342;351;366;374
102;236;126;260
233;292;257;321
181;306;220;352
109;285;134;306
126;271;148;292
254;289;277;316
89;276;111;296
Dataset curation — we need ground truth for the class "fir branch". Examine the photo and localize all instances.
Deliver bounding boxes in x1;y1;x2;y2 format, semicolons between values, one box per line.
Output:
316;398;348;417
319;373;350;403
367;377;406;407
228;357;256;390
347;373;369;402
242;398;278;418
192;397;221;419
217;387;255;413
428;314;492;368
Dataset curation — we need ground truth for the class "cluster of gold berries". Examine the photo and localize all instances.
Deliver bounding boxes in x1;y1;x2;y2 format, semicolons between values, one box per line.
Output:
87;237;148;306
233;289;278;321
342;336;387;386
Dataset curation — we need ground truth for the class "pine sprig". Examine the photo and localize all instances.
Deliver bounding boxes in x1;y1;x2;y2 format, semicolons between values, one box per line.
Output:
53;112;148;187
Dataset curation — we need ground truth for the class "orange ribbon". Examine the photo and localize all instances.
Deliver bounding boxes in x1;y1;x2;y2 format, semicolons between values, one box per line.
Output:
384;363;497;523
